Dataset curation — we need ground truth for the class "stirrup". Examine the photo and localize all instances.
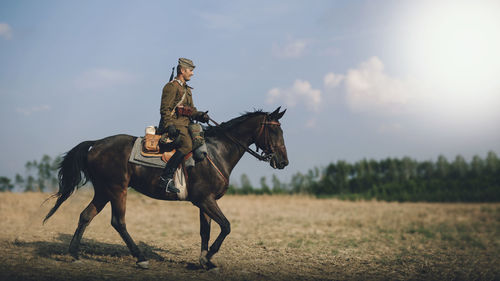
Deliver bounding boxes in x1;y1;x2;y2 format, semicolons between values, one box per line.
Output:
160;176;180;193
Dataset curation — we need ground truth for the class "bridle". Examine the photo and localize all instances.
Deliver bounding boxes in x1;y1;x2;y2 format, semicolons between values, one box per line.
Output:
208;115;282;162
255;118;282;161
204;114;283;186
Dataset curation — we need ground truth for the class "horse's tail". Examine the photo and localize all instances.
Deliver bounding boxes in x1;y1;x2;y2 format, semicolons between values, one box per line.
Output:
43;140;96;224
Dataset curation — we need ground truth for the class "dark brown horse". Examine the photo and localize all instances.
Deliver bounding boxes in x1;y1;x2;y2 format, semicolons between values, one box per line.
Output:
44;107;288;269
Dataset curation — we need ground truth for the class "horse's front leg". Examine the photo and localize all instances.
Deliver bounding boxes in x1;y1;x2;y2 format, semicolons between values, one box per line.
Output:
199;209;216;269
199;198;231;269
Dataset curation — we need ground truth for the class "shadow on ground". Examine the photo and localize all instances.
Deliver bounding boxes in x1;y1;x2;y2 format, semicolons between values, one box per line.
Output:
13;233;166;262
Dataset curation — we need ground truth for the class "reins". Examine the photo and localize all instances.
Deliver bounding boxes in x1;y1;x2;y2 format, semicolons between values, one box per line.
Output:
208;117;278;162
204;114;281;185
206;154;229;186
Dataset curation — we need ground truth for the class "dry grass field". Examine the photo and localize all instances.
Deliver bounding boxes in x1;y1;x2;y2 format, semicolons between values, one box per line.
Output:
0;189;499;281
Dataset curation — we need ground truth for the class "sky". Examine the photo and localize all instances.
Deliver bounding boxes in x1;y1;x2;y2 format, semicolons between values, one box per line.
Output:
1;0;500;187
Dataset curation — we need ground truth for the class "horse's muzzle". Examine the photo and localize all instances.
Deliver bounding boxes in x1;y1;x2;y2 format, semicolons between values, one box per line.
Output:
270;155;288;169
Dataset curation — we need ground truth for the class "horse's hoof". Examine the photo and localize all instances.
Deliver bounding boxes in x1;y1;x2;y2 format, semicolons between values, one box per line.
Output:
69;251;79;260
136;260;149;269
200;257;217;270
208;267;220;274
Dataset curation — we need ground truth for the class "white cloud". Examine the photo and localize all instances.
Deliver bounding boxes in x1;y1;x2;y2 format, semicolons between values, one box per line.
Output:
16;105;51;116
0;23;12;40
326;57;416;114
344;57;413;113
267;79;322;112
268;57;416;117
324;72;345;88
272;39;309;59
75;68;137;91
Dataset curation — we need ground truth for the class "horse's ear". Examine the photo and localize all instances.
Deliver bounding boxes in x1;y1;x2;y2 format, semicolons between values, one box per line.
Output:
277;109;286;120
269;107;281;119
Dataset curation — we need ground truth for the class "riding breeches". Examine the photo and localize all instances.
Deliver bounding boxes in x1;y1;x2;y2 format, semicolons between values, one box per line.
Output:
176;126;192;154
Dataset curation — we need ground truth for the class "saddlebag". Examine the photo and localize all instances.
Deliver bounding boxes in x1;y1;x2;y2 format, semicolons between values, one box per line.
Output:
143;134;162;153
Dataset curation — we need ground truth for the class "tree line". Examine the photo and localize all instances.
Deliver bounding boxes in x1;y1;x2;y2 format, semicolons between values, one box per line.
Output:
227;151;500;202
0;155;62;192
1;152;499;202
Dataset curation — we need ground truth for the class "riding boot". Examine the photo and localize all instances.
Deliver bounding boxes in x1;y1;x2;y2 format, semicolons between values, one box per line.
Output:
159;150;185;193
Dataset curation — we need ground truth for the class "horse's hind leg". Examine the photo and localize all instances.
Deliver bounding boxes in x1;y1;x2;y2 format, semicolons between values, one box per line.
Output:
109;188;148;268
69;192;109;259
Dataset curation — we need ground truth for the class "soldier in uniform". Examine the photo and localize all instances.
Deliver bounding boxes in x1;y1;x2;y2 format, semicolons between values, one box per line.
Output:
158;58;209;193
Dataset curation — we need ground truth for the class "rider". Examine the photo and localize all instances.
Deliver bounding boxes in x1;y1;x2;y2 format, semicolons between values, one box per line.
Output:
158;58;209;193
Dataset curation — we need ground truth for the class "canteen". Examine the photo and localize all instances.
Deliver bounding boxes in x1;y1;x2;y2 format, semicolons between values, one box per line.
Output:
145;126;156;135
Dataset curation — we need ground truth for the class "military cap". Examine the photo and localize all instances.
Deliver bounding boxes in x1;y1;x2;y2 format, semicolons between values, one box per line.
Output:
178;58;195;70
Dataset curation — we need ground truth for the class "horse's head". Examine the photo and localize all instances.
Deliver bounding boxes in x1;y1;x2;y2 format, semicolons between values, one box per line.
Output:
255;107;289;169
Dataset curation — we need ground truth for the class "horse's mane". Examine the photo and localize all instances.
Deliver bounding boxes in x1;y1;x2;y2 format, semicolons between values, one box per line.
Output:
204;110;267;137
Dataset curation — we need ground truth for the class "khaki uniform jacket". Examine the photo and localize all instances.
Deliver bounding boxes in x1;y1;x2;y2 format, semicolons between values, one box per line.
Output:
158;79;202;133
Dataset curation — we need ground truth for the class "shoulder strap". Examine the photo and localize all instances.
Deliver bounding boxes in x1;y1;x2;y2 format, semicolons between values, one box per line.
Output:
170;87;187;116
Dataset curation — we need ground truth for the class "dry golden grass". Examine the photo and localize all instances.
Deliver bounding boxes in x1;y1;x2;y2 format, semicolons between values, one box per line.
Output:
0;188;499;280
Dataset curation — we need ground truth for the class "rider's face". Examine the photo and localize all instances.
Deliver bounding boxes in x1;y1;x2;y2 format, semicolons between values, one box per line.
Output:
182;68;194;81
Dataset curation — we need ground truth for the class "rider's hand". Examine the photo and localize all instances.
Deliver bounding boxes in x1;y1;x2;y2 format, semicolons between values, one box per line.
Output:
166;125;179;139
200;111;210;123
199;111;210;123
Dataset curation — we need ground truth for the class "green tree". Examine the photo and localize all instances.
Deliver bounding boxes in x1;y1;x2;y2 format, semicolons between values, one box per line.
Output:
51;155;62;188
24;160;38;191
25;175;35;192
335;160;350;193
451;155;467;178
259;176;271;194
470;155;484;177
401;157;417;181
0;177;14;192
436;155;449;179
417;160;434;181
290;172;305;193
36;154;56;192
226;182;238;194
240;174;253;194
271;174;285;194
485;151;498;174
17;155;61;192
14;173;24;191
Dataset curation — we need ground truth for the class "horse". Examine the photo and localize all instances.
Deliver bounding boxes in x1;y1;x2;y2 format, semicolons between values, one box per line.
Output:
43;107;288;269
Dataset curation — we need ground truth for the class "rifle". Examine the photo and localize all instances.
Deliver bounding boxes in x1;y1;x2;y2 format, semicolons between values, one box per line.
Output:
169;67;175;82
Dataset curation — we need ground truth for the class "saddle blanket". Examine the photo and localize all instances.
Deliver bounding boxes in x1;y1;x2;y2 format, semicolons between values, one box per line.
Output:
128;137;195;168
128;137;190;200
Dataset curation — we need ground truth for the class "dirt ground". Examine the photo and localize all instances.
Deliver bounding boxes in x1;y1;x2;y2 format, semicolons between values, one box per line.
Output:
0;189;499;281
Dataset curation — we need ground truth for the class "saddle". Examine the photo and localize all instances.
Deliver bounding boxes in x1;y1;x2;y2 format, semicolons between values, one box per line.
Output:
141;124;207;164
141;134;178;162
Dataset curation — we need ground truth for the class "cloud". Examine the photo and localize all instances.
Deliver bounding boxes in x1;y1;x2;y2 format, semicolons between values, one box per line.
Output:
326;56;416;114
75;68;137;91
272;39;309;59
0;23;12;40
268;57;416;117
16;105;51;116
324;73;345;88
267;79;322;112
344;57;413;113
